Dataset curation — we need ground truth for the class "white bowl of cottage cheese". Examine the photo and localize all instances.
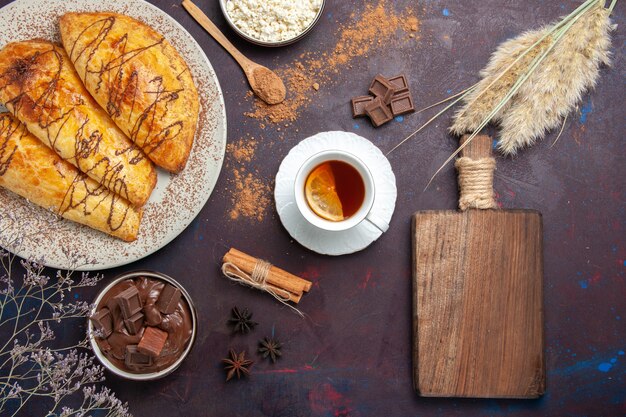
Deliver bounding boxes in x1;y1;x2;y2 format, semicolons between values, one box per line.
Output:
220;0;325;47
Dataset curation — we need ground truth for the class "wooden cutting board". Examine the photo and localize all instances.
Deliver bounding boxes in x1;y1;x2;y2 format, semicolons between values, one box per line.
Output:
412;135;544;398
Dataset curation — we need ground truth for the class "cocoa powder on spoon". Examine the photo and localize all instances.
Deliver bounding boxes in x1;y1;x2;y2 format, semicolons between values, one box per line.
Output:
250;66;286;105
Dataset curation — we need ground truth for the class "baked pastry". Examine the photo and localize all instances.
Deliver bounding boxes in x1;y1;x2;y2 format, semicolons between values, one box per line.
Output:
0;112;141;241
0;39;156;207
59;12;200;173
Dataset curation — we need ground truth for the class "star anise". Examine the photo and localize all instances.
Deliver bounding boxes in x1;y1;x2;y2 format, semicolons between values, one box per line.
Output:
222;349;253;381
258;337;282;363
228;307;258;334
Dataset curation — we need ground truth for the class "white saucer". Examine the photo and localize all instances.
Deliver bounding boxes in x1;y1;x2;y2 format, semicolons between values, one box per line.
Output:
275;131;397;256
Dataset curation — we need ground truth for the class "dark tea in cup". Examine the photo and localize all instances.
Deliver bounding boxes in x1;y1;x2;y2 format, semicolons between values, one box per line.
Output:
304;160;365;222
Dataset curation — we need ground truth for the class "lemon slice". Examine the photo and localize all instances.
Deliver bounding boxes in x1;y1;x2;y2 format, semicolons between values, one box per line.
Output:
305;163;344;221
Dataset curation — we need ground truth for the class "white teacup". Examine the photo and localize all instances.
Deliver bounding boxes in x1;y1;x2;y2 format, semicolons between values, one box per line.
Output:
293;150;389;233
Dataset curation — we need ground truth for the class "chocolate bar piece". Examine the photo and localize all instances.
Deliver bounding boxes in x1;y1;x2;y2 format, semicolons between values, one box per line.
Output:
369;75;396;104
365;97;394;127
351;96;374;118
137;327;168;357
390;91;416;116
90;308;113;338
115;286;142;319
125;345;153;368
124;312;145;335
105;297;126;333
387;74;410;94
156;284;182;315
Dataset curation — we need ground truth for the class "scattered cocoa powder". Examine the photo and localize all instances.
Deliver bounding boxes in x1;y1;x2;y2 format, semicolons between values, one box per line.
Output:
227;136;257;164
226;135;271;222
245;0;420;124
229;168;271;222
245;62;314;123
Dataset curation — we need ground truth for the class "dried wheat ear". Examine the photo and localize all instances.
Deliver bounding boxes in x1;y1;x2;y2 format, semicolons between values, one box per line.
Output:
450;2;615;155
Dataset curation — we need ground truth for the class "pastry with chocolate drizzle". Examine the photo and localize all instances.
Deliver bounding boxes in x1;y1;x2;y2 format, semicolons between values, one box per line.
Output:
59;12;200;173
0;39;156;208
0;112;141;241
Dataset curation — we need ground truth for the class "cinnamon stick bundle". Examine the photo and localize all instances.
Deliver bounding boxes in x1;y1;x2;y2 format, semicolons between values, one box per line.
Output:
222;248;312;305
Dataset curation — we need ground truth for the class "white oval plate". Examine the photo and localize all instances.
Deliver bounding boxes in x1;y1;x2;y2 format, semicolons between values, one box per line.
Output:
275;131;397;256
0;0;227;271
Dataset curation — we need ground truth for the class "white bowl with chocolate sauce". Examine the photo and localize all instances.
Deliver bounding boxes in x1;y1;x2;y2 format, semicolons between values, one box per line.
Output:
219;0;326;47
88;271;197;381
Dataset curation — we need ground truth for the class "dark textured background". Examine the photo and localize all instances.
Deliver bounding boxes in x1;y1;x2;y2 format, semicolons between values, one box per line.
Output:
2;0;624;416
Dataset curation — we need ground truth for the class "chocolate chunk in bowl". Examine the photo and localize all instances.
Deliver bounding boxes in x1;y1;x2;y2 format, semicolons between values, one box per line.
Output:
88;271;197;381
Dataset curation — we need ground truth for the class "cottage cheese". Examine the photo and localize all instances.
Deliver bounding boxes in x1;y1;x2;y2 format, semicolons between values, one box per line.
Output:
225;0;323;43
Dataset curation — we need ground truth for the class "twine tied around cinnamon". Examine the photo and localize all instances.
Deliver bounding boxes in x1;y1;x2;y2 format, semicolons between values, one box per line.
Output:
222;260;305;317
455;156;497;211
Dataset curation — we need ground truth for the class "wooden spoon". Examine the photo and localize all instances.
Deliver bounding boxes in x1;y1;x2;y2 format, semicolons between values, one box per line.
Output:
182;0;286;105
